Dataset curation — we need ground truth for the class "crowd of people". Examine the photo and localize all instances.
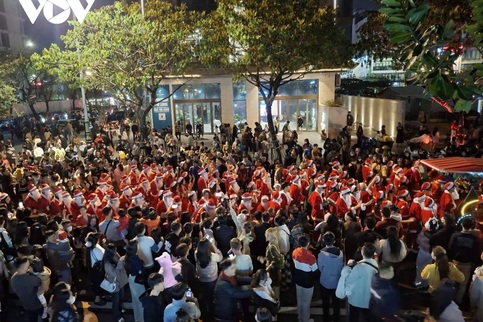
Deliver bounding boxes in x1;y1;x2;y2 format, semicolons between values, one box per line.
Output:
0;113;482;322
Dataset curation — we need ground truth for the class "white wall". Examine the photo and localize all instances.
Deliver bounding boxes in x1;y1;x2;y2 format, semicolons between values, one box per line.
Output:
342;95;406;137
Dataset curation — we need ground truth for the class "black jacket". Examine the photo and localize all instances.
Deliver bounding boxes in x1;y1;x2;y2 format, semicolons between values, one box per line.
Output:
429;226;456;251
139;289;167;322
251;222;270;257
252;291;280;317
214;224;237;257
214;276;253;321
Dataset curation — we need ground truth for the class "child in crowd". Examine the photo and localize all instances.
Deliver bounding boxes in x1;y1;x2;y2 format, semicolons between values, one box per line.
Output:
30;257;51;319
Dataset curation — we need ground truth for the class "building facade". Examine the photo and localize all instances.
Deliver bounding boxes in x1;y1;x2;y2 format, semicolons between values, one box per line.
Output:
0;0;25;50
151;71;339;134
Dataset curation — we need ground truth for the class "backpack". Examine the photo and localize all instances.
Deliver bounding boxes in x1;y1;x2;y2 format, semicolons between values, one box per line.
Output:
90;251;105;287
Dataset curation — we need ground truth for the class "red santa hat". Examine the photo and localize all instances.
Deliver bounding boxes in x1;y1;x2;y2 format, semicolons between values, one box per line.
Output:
386;184;394;194
58;231;67;241
229;194;238;200
291;175;300;182
62;191;70;198
227;177;236;185
132;190;143;199
150;163;157;170
142;164;149;170
106;179;113;187
261;195;269;201
306;160;313;167
421;182;431;191
271;191;280;200
173;196;181;203
306;168;315;178
364;158;372;165
444;182;455;191
162;190;172;198
340;186;350;194
424;198;434;208
170;181;177;188
156;172;164;179
208;179;217;188
206;200;216;209
395;167;404;174
73;189;83;198
316;181;326;189
120;183;129;192
287;165;295;172
346;178;356;186
247;181;256;189
40;183;50;190
198;168;206;175
180;171;188;178
107;190;118;200
188;191;196;198
130;164;138;170
386;161;394;168
53;186;62;194
332;161;341;168
166;165;173;172
376;190;385;200
139;175;149;184
241;193;252;200
398;189;409;198
28;184;37;192
120;175;128;183
329;171;339;179
87;193;98;202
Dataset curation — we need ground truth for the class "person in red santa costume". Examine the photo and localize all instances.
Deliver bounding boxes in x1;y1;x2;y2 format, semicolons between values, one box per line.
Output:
308;181;326;223
277;182;292;213
24;184;47;215
94;178;109;201
119;184;133;209
61;190;76;218
147;163;157;182
197;168;209;194
106;190;121;218
439;181;460;218
70;189;86;218
289;174;303;208
326;181;340;215
130;190;146;209
238;193;255;215
420;182;433;198
255;168;271;197
138;175;151;199
38;183;52;214
267;191;282;214
150;172;164;202
186;191;199;217
156;190;173;218
404;161;422;191
362;158;373;183
49;186;64;218
421;197;438;228
335;186;360;219
194;199;217;222
226;177;241;197
256;195;270;212
86;193;104;220
163;165;175;190
128;164;141;187
167;195;183;217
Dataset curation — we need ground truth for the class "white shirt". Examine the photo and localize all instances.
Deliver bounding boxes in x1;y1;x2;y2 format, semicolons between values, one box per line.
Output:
134;235;155;268
90;245;105;268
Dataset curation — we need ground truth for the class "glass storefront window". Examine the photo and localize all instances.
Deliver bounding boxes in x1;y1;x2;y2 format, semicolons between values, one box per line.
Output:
258;79;318;97
233;82;247;127
173;83;221;100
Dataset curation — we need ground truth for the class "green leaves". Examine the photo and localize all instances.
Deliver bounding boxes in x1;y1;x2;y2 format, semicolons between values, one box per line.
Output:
429;74;454;100
407;2;429;25
389;29;412;44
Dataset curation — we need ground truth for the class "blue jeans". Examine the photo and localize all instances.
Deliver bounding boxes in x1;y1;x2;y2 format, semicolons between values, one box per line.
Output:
57;268;72;285
111;286;125;321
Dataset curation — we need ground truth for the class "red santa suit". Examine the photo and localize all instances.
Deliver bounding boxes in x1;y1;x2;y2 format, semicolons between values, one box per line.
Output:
327;190;340;214
421;198;437;228
289;179;303;206
24;184;50;214
238;194;255;215
155;191;173;217
335;189;357;218
197;172;209;194
439;190;456;217
255;179;270;197
362;162;373;182
308;186;325;222
267;192;282;214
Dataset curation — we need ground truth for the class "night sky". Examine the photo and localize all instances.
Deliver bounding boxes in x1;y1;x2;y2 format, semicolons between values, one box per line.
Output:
23;0;115;51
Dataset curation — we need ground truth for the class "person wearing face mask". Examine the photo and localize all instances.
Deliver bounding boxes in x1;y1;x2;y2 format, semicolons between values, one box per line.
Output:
49;282;80;322
251;269;280;319
439;182;459;217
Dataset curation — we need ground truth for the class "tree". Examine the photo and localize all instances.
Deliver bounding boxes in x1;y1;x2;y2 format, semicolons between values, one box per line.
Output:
33;0;198;138
197;0;353;161
374;0;479;112
0;51;20;116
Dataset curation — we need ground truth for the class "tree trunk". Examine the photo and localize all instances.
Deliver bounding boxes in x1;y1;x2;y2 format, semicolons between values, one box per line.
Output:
28;103;39;120
45;100;50;112
137;106;150;140
264;97;282;162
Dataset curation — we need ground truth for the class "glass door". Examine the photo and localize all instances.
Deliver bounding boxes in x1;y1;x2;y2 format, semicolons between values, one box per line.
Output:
202;102;212;133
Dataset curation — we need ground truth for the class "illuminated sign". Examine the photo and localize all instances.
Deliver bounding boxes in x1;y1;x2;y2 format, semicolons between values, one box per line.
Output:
19;0;96;24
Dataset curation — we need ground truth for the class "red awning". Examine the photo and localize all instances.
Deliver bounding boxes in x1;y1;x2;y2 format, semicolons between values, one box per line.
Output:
420;157;483;174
